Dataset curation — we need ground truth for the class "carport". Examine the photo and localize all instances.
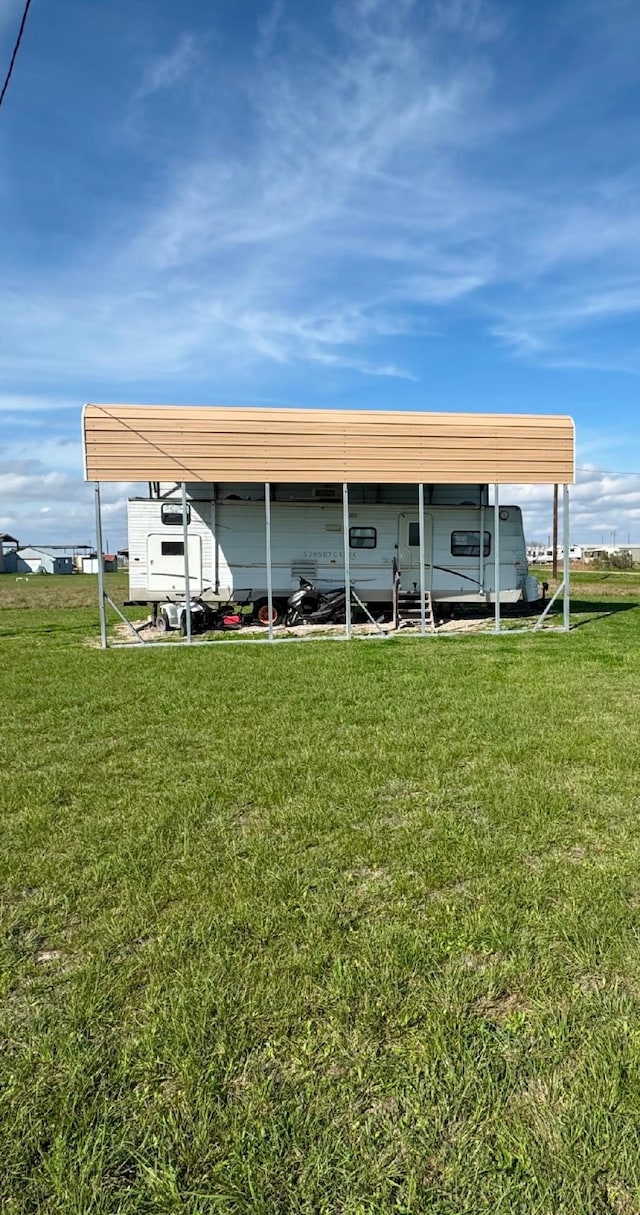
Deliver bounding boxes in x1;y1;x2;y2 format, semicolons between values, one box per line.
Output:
82;404;575;647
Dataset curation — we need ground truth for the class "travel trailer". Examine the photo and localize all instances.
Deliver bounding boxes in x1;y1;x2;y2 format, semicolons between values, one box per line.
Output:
529;545;583;565
127;482;542;621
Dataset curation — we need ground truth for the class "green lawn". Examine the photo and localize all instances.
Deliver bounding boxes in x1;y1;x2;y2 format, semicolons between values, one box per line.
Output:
1;577;640;1213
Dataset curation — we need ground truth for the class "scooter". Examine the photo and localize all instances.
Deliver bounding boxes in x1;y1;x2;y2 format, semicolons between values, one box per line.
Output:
285;578;351;627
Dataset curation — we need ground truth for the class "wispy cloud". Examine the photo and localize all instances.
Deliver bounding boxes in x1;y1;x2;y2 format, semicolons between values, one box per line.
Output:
3;0;640;393
0;393;81;413
136;33;200;100
0;0;26;41
256;0;286;58
432;0;508;42
5;0;504;385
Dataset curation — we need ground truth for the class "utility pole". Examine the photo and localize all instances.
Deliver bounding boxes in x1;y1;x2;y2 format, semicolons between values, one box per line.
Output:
552;484;559;580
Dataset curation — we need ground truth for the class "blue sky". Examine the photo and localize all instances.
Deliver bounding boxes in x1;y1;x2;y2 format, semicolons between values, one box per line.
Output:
1;0;639;548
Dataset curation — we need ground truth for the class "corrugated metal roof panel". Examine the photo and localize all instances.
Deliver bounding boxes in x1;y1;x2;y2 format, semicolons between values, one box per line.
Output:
83;404;575;485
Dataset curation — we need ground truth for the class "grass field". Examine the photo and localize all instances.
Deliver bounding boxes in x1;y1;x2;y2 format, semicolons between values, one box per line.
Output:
1;573;640;1213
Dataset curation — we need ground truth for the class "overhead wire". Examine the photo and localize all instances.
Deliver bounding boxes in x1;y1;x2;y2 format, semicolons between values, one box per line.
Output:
0;0;33;112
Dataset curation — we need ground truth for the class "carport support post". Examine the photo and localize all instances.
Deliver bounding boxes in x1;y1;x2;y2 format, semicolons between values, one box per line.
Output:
563;484;571;631
94;482;108;649
181;482;192;644
265;482;274;642
418;483;426;635
479;497;485;594
494;484;501;633
343;482;352;639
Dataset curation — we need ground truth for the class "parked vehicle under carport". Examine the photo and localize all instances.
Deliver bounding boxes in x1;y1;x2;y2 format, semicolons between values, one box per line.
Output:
155;598;243;635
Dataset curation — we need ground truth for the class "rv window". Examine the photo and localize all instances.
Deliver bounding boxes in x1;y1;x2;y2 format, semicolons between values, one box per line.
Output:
161;503;190;526
160;541;184;557
408;522;420;546
349;526;376;549
451;530;491;557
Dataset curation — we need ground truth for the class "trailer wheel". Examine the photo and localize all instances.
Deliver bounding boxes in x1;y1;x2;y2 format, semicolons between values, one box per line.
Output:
255;599;284;627
156;611;169;633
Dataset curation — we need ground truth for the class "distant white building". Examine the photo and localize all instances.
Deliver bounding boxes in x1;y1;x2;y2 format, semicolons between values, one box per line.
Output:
80;554;117;573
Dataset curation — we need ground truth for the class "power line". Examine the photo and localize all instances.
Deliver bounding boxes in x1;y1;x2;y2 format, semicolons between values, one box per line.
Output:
0;0;34;113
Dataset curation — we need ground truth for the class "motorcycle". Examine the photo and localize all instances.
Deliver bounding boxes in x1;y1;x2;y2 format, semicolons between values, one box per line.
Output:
285;577;352;627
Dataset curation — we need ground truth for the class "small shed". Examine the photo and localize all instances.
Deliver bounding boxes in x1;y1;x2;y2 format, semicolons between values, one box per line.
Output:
5;547;73;575
81;554;116;574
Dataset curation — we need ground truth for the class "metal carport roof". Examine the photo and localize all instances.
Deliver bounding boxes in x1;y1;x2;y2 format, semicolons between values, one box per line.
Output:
83;404;575;485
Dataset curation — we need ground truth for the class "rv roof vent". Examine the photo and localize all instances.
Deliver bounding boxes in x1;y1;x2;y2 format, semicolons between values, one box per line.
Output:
291;560;318;582
311;484;341;500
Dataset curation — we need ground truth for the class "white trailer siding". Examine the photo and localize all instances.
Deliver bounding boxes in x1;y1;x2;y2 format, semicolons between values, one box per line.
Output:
128;499;214;597
128;493;533;606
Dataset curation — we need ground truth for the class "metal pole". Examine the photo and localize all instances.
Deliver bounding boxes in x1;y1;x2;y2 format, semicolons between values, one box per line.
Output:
94;482;108;649
494;484;501;633
418;483;426;636
212;496;218;593
181;482;192;644
343;482;352;639
563;484;571;632
479;496;485;595
265;482;274;642
533;579;565;631
552;483;559;581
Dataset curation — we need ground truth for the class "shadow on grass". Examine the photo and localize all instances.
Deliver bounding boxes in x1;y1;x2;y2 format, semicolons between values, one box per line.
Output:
568;597;639;629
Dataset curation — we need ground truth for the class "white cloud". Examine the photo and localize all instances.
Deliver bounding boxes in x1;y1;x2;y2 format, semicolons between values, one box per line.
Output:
2;0;640;390
136;33;200;100
506;468;640;545
0;0;26;41
0;463;141;548
0;393;81;413
432;0;507;38
256;0;285;57
0;0;505;386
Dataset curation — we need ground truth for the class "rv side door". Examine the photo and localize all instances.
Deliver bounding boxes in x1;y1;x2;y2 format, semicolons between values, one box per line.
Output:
397;514;433;582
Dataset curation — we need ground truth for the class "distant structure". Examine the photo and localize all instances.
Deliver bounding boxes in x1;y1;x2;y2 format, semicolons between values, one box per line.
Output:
527;544;583;565
582;544;640;565
0;532;19;574
527;543;639;567
1;542;96;575
4;546;73;575
78;553;116;573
